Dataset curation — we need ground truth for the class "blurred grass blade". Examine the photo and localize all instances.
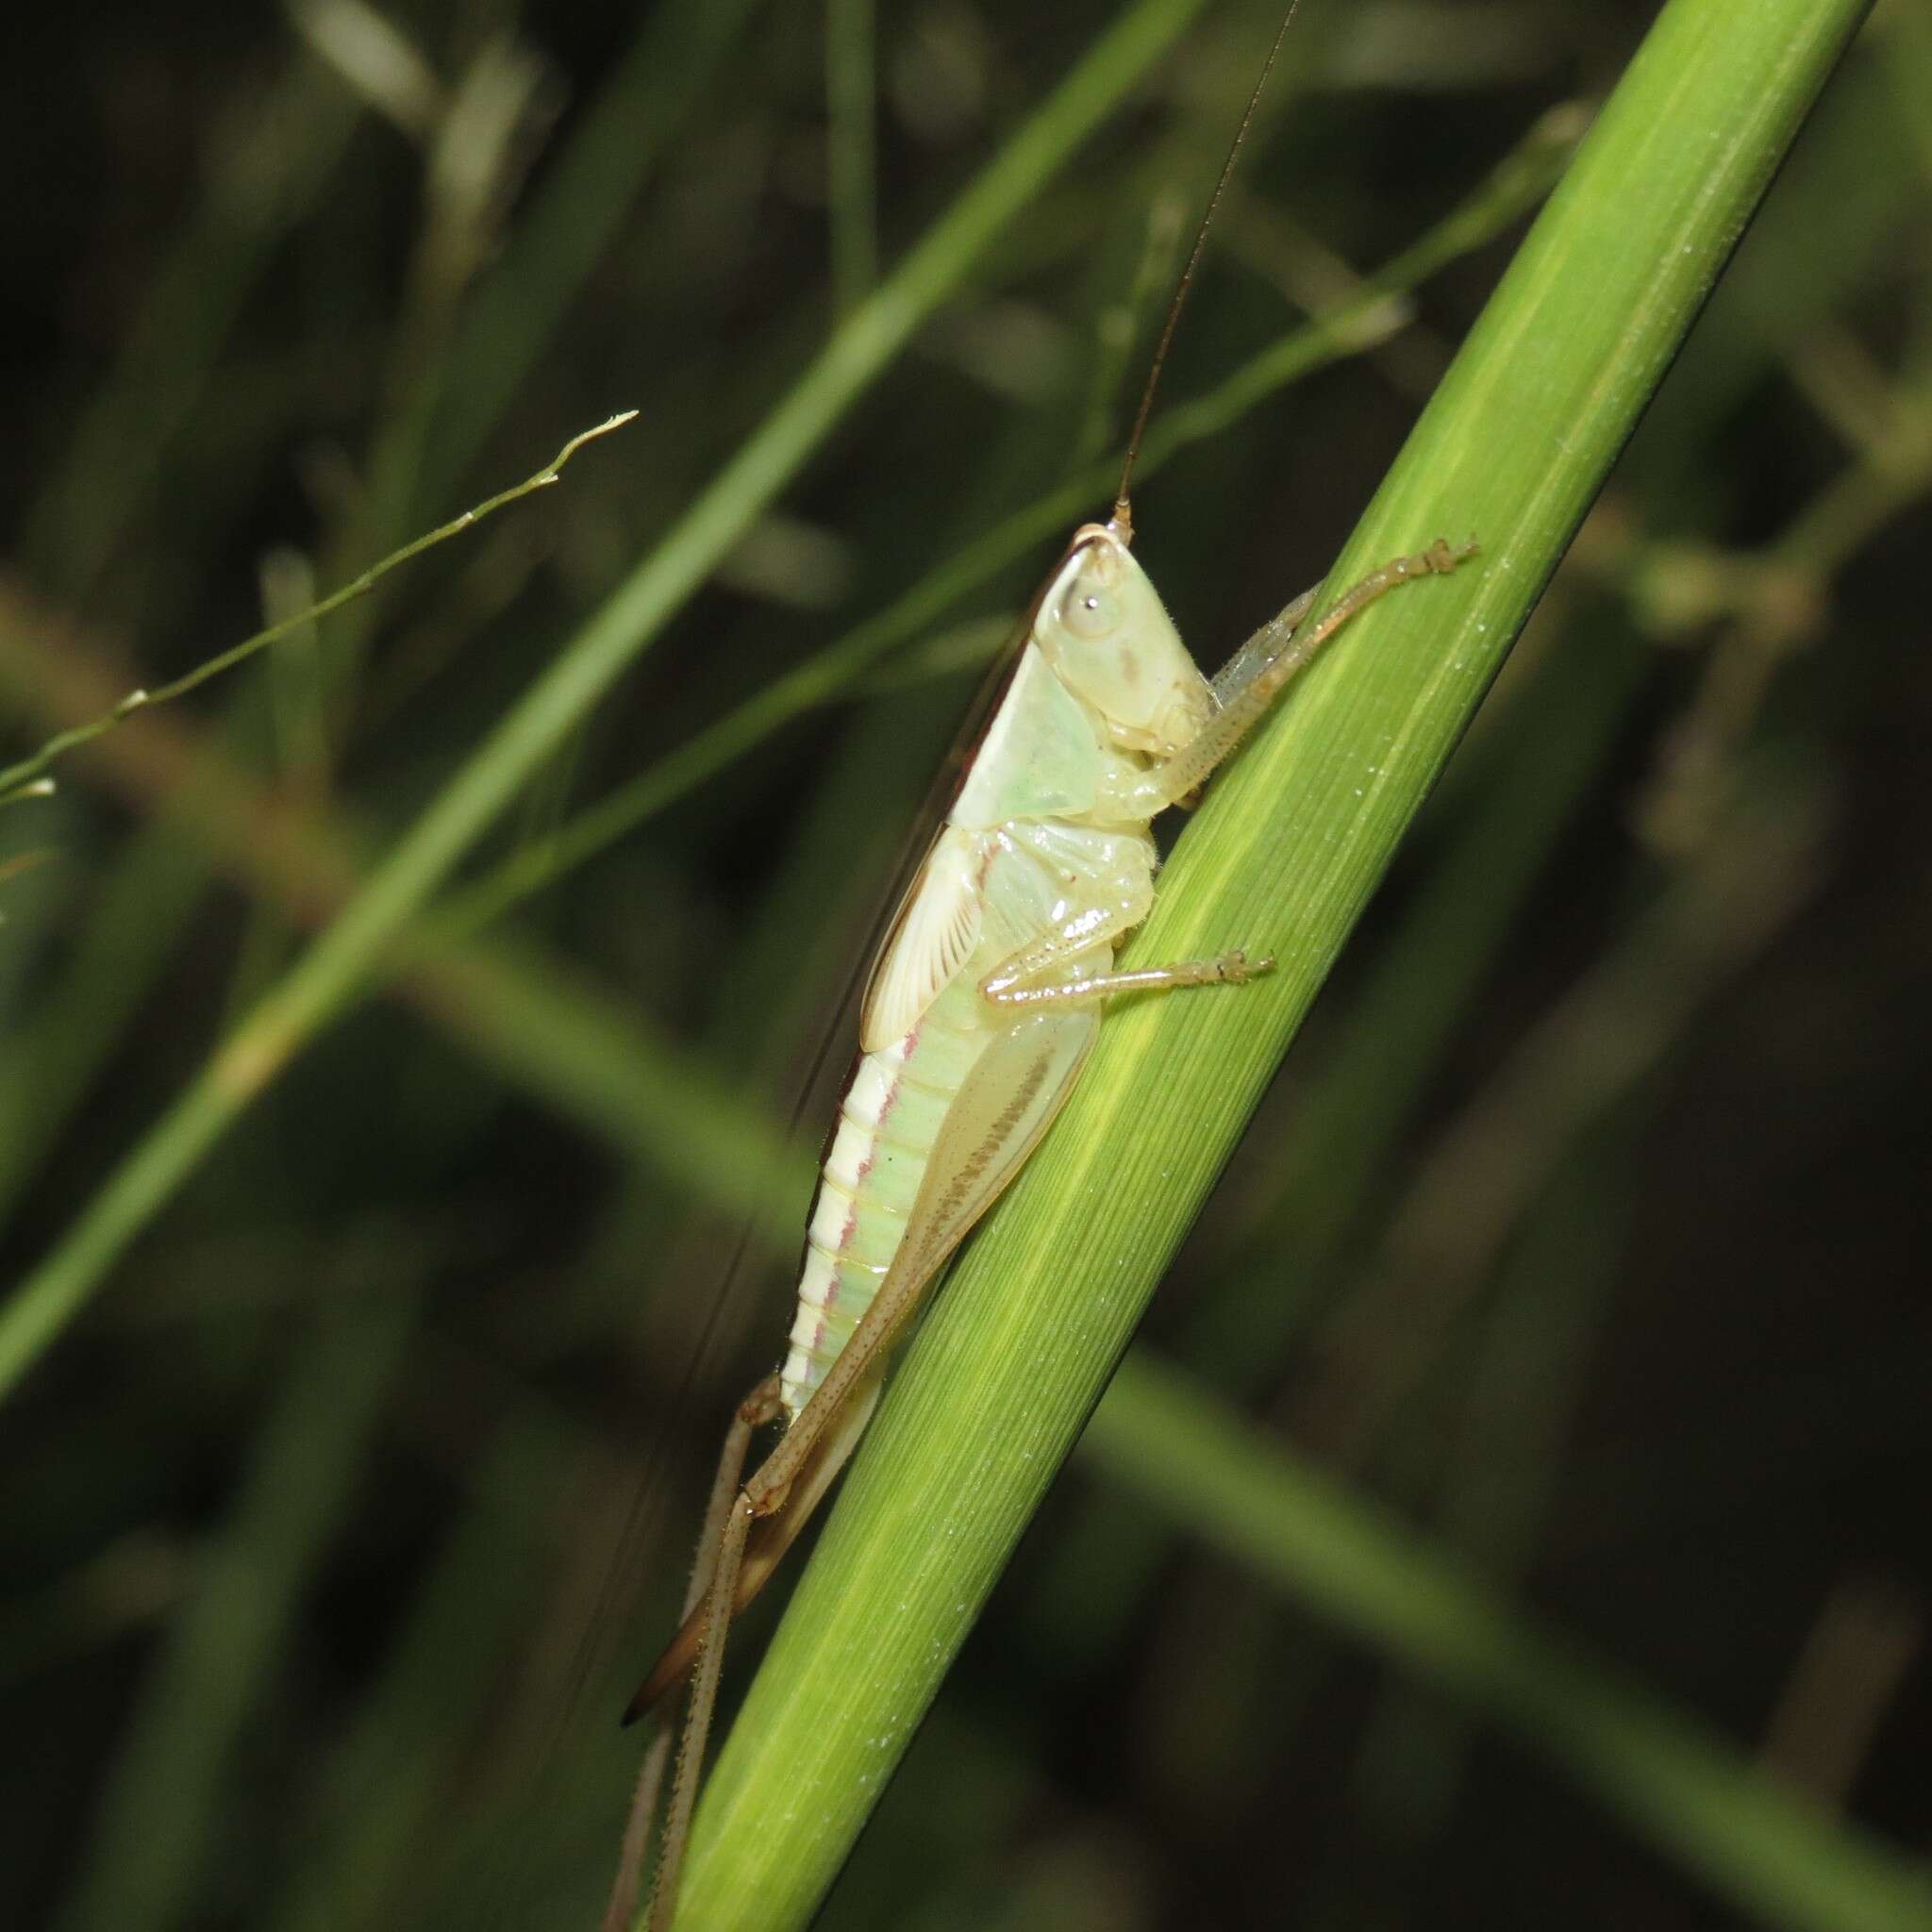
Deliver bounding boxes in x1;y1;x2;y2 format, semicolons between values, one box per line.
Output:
422;0;767;500
51;1294;417;1932
1085;1355;1932;1932
826;0;879;319
19;61;358;592
0;582;798;1219
673;2;1877;1925
0;0;1213;1399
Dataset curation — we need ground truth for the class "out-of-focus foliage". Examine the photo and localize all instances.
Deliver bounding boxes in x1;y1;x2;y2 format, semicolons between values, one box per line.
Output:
0;4;1925;1930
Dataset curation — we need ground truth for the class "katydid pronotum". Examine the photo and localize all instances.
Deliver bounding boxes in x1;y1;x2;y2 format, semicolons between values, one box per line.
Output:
606;14;1474;1929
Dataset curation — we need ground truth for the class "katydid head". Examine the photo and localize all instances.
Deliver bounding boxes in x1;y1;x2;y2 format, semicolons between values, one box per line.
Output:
1037;525;1212;757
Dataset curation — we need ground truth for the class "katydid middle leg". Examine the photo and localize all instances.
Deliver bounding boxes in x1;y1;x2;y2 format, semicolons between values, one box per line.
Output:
974;885;1269;1015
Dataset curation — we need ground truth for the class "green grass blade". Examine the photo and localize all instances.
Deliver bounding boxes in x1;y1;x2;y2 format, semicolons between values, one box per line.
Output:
672;3;1877;1925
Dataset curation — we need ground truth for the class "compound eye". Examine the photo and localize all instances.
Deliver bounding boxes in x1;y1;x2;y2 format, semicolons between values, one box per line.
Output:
1060;581;1119;641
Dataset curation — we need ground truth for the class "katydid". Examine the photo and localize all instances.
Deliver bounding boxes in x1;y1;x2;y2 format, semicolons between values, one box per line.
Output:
606;11;1474;1927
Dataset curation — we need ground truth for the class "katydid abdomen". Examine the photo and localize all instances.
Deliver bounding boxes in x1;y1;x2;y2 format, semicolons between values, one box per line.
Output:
783;782;1161;1419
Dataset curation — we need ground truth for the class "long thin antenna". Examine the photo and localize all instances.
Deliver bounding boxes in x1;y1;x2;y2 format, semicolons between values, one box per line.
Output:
1112;0;1302;541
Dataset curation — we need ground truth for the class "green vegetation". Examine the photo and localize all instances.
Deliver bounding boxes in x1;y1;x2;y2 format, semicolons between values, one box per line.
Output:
3;4;1925;1930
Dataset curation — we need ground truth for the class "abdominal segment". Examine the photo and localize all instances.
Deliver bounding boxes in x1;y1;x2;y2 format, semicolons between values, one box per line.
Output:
780;1008;976;1416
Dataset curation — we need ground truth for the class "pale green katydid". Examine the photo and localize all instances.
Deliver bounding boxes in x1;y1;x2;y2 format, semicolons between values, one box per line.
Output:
605;11;1475;1926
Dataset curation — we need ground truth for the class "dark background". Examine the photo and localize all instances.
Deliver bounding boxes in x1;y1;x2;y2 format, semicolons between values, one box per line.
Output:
2;2;1927;1928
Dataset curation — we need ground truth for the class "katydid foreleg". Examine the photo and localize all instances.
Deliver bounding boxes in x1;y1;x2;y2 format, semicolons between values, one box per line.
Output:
1138;539;1478;813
